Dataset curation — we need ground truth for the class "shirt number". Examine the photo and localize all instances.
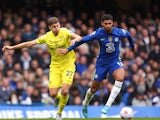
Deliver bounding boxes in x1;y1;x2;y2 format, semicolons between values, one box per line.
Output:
106;43;115;53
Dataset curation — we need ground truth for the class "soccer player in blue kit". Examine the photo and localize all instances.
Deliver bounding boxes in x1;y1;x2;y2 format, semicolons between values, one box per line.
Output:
57;14;135;118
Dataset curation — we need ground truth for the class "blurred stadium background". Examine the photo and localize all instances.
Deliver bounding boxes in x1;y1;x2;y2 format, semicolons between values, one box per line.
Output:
0;0;160;119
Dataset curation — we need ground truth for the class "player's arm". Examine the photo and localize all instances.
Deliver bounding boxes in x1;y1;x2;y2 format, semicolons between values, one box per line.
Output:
2;40;37;52
123;30;135;51
57;34;94;55
68;31;97;52
57;31;97;55
70;33;82;45
126;32;135;51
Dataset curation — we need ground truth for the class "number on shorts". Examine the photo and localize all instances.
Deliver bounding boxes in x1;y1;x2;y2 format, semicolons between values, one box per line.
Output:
117;61;123;66
66;70;73;76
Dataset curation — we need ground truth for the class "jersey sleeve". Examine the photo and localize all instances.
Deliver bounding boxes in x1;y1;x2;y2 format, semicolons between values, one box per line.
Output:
121;29;135;49
68;30;97;51
36;34;47;44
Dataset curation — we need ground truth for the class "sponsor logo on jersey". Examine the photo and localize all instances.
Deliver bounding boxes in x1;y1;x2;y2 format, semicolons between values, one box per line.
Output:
100;38;105;41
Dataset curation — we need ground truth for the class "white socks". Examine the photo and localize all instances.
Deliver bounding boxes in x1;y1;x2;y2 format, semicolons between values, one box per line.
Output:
105;81;123;107
82;88;94;106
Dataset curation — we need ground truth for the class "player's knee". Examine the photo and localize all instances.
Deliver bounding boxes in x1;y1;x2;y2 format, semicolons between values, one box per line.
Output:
61;89;69;96
116;78;124;82
50;91;58;98
91;87;98;93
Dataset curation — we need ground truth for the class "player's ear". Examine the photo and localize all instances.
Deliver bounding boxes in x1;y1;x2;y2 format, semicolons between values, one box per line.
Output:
101;22;104;26
48;25;51;30
111;21;113;26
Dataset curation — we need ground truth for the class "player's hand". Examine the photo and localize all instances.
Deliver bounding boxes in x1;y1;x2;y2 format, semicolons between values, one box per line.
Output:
70;40;77;45
57;48;69;55
2;46;13;52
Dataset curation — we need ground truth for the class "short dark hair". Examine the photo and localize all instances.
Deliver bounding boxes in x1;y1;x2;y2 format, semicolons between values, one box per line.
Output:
47;17;60;26
101;14;113;21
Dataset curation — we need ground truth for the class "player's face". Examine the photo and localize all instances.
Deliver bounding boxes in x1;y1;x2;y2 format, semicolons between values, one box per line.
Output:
49;22;61;35
101;20;113;32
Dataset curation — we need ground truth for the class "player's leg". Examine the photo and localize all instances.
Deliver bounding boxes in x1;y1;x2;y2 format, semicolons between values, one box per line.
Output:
82;63;107;118
101;61;124;114
49;88;60;107
56;64;75;118
82;80;101;106
48;66;62;107
107;68;124;106
57;83;71;114
82;80;101;118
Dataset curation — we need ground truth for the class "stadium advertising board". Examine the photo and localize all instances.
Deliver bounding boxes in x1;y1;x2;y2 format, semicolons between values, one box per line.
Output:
0;105;159;118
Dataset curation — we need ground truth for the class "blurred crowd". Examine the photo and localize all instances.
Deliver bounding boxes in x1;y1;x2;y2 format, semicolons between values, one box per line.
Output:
0;0;160;107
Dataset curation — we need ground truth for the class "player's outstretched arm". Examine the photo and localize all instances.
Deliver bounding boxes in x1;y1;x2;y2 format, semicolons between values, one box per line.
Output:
57;33;94;55
2;40;37;52
70;33;82;45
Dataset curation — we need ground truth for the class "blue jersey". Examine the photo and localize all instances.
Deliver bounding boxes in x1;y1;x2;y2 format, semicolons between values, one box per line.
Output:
68;27;134;81
68;27;134;64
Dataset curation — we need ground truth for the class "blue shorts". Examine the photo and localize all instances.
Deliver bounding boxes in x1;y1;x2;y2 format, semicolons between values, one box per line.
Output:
93;59;124;82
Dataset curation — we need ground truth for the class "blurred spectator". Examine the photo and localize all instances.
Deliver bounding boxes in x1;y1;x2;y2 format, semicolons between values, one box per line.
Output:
15;80;25;103
0;78;14;104
76;55;88;75
20;48;32;70
132;91;151;106
7;91;18;105
82;63;95;80
31;88;42;103
148;43;160;62
30;59;40;72
31;17;39;33
20;85;34;105
120;85;135;106
0;59;4;73
68;86;83;105
148;87;160;106
21;23;36;42
73;96;82;105
13;63;22;74
40;83;54;105
77;77;89;97
4;54;15;70
145;73;156;91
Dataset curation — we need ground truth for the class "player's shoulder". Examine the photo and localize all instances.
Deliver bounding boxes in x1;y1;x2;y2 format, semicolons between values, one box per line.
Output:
60;27;71;34
60;27;69;32
96;27;104;32
113;27;125;32
46;31;53;35
112;27;128;35
93;27;104;35
60;27;67;30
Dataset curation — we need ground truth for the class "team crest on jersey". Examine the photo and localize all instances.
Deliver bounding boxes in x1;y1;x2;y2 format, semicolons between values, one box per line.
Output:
114;37;119;42
108;36;112;42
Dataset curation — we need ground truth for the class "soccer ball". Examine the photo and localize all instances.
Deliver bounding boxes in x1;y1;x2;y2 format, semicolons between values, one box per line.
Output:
120;107;134;120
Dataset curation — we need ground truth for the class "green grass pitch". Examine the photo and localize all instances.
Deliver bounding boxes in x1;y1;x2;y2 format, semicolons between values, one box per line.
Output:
2;118;160;120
